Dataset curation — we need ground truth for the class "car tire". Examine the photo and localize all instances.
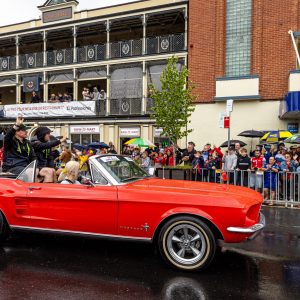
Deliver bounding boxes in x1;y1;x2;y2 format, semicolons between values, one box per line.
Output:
158;216;216;271
0;213;10;243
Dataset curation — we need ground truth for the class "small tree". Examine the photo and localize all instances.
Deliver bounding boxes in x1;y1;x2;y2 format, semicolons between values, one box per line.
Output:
150;56;195;165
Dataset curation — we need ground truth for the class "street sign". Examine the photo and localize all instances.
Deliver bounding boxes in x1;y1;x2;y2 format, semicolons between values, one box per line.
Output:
226;99;234;113
219;112;227;128
224;117;230;129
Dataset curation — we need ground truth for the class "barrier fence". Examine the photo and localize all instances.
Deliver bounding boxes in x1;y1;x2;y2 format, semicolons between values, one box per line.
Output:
155;168;300;208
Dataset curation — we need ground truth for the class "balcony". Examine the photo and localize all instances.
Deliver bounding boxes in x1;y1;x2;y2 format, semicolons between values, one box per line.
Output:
0;33;185;73
110;98;142;116
0;56;16;72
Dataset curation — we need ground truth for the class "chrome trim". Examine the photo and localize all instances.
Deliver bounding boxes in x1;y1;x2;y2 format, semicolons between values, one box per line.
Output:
227;213;265;234
10;225;152;242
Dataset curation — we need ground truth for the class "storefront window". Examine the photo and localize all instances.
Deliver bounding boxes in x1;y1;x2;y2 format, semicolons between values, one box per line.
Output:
71;134;100;145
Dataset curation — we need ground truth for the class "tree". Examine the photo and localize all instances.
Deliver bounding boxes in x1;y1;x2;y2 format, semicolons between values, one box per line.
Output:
150;56;195;163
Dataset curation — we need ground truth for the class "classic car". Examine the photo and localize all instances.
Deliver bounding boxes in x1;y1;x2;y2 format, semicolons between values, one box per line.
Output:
0;154;265;271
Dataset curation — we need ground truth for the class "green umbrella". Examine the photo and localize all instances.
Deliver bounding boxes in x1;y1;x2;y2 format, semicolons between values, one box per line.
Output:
125;138;155;148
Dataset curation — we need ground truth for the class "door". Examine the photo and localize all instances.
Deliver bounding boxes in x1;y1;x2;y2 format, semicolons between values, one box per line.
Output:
26;183;118;235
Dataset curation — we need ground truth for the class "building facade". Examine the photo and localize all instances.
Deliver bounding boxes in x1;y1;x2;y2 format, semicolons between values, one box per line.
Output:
188;0;300;148
0;0;188;151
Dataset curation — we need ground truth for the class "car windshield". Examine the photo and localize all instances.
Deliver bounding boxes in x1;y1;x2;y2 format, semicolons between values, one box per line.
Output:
96;155;150;183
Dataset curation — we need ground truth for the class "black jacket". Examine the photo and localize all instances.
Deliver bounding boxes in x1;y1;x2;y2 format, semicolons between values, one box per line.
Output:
237;155;251;170
2;126;36;172
31;137;61;168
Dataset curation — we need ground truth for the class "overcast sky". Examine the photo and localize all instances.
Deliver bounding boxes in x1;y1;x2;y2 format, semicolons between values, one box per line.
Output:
0;0;138;26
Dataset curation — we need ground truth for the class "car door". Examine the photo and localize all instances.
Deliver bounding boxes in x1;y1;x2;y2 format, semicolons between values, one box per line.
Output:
26;183;118;235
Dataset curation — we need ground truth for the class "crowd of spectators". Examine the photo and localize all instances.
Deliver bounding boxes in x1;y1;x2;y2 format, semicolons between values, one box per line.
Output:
21;87;107;104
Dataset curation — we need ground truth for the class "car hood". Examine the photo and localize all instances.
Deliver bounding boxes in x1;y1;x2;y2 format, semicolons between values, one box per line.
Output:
124;178;263;208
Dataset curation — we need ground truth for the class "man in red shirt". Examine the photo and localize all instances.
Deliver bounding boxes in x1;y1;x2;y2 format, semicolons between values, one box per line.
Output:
250;150;266;191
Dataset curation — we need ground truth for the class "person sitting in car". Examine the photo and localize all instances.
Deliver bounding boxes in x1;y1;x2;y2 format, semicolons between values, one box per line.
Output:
2;116;37;175
60;161;81;185
31;127;66;183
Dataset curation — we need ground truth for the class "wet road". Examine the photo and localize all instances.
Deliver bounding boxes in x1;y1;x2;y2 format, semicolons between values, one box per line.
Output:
0;207;300;300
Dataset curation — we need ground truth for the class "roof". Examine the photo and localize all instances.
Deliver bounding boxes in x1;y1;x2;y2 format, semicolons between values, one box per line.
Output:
38;0;79;9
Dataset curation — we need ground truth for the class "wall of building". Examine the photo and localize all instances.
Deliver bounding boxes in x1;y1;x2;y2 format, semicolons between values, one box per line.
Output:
188;0;300;103
186;101;295;150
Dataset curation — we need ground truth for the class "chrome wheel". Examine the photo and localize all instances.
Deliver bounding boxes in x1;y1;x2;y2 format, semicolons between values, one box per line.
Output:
167;224;206;265
158;217;216;271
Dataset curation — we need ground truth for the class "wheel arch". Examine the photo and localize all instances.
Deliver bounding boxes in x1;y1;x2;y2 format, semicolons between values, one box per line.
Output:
152;213;224;244
0;209;9;225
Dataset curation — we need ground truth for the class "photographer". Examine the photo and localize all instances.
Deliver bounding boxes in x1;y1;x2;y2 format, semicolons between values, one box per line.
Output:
2;116;36;175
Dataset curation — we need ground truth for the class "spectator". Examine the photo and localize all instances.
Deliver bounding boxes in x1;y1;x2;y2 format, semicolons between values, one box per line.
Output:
140;151;151;174
207;151;222;183
31;91;41;103
92;87;101;100
222;146;237;184
2;116;36;175
153;152;164;168
100;89;107;100
63;92;72;102
179;141;196;166
192;151;205;181
235;142;241;157
82;87;92;100
57;93;64;102
108;142;117;154
162;148;175;167
236;148;251;186
202;143;212;162
49;94;57;102
250;150;266;192
262;156;279;205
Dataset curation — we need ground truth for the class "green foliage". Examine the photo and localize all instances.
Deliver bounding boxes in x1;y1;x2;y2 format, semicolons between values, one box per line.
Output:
149;56;195;144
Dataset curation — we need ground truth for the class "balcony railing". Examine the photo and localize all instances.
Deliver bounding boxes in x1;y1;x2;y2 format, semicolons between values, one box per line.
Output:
110;39;143;59
110;98;142;115
0;56;16;71
0;33;185;72
146;98;155;114
20;52;44;69
77;44;106;63
47;48;74;66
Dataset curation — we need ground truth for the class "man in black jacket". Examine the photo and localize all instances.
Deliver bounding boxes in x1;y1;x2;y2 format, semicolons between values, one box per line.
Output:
31;127;66;183
236;148;251;186
2;116;36;175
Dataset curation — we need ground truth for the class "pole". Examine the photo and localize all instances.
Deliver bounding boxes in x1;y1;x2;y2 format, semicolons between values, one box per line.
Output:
227;112;231;149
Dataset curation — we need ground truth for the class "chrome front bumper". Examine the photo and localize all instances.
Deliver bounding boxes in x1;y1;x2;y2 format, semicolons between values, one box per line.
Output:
227;213;265;239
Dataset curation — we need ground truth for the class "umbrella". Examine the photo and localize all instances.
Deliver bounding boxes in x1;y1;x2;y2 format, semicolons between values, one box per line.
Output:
261;130;292;143
238;130;264;138
220;140;247;148
73;143;87;151
88;142;109;149
125;138;155;148
284;134;300;144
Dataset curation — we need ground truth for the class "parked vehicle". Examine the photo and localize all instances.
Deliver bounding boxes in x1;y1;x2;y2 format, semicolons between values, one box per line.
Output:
0;154;265;271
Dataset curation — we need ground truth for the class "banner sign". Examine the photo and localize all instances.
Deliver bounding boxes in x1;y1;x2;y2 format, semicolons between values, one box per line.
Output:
70;125;100;134
2;101;96;118
120;127;140;137
43;7;73;23
23;76;40;93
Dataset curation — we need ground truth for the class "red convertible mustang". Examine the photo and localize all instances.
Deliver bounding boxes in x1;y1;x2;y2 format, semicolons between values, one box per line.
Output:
0;155;265;271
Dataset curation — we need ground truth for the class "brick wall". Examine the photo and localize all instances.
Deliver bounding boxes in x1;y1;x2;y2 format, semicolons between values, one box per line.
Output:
189;0;300;103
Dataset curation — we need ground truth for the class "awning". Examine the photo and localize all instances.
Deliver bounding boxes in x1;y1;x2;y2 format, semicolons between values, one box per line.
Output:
280;92;300;119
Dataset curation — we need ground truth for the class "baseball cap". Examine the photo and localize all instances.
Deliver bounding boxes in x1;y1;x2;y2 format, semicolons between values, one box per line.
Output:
16;124;28;132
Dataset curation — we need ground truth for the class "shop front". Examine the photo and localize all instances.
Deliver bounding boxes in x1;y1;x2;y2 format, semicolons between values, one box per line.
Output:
119;127;141;153
70;124;101;145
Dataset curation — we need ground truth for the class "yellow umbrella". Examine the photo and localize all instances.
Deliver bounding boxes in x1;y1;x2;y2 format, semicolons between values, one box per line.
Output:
260;130;292;143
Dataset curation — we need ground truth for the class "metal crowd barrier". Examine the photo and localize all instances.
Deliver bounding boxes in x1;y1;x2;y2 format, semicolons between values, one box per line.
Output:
193;169;300;208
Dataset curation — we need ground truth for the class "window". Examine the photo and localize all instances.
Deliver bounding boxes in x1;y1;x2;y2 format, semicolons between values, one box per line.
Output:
226;0;252;77
70;134;100;145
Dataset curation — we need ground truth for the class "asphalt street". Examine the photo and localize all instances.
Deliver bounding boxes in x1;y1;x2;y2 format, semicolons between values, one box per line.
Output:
0;206;299;300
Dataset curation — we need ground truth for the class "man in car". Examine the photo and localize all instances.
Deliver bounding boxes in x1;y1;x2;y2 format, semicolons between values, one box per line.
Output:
31;127;66;183
2;116;36;175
